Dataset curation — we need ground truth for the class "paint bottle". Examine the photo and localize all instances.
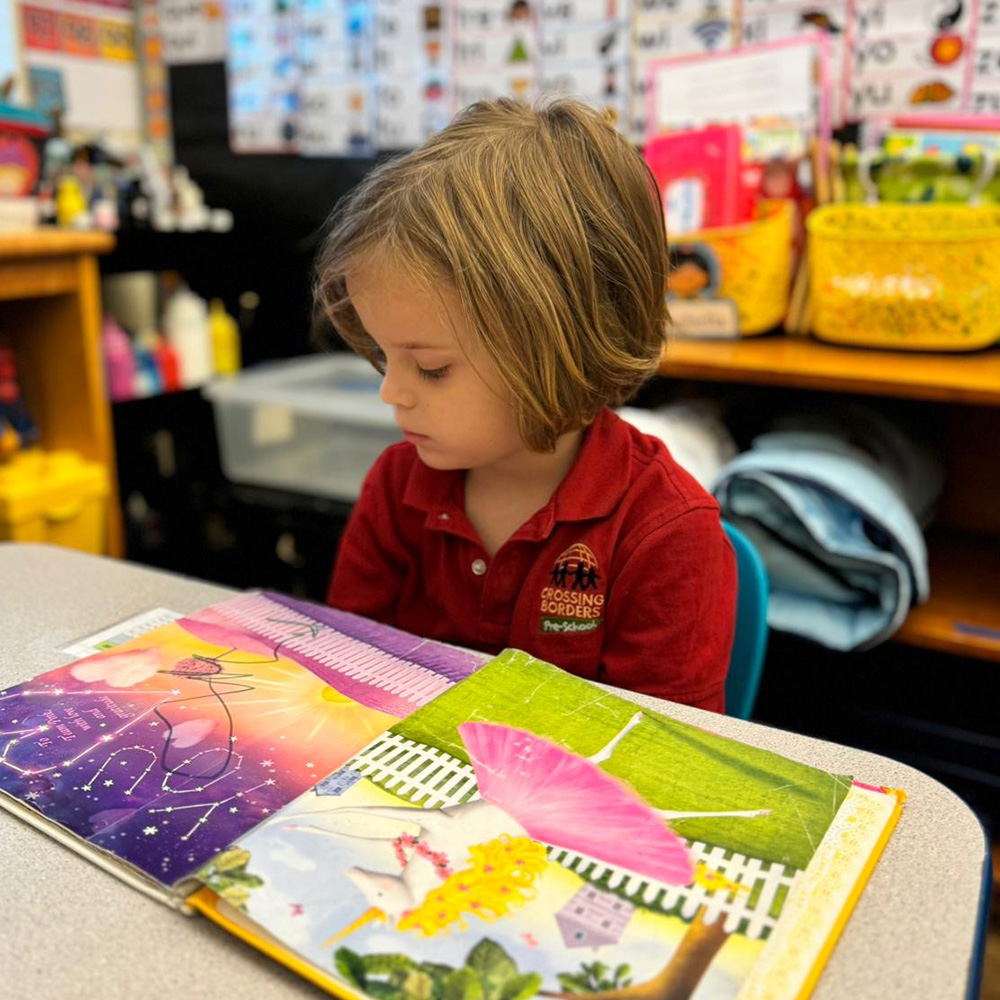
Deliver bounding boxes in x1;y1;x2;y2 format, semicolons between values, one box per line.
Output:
163;290;213;388
133;329;164;397
156;334;182;393
209;299;241;376
101;315;135;402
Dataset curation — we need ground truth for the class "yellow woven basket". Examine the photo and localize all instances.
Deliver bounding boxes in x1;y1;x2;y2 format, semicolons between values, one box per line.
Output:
677;199;795;335
807;204;1000;351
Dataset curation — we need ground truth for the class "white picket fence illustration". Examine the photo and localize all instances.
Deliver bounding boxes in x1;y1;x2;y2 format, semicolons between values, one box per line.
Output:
214;594;454;704
345;732;801;940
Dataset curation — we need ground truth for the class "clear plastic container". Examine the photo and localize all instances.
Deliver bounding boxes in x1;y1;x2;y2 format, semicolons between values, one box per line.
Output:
202;354;398;501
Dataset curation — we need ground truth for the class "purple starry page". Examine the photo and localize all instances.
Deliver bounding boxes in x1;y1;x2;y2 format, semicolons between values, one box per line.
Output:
0;592;487;900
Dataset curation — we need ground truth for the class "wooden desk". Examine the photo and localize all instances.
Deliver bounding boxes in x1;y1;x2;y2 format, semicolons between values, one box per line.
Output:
0;543;988;1000
0;230;121;556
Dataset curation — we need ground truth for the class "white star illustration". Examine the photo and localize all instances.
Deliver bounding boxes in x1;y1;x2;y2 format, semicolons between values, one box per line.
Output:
305;762;315;768
264;779;276;786
228;807;238;813
261;759;274;767
24;791;40;801
142;826;158;836
103;779;114;787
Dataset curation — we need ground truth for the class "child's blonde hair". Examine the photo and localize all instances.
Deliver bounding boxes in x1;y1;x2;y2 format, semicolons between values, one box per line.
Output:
315;97;669;452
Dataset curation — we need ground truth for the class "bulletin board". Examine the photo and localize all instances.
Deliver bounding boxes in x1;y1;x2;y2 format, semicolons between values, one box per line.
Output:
222;0;1000;156
16;0;142;145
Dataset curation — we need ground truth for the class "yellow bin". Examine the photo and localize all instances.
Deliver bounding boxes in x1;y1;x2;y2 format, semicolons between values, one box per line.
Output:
0;450;109;552
807;203;1000;351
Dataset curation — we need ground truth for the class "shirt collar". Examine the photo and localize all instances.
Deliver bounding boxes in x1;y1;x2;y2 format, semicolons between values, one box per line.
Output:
402;407;632;536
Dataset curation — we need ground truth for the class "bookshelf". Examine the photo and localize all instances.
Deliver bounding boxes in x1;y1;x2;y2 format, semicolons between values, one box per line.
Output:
0;230;122;556
660;335;1000;664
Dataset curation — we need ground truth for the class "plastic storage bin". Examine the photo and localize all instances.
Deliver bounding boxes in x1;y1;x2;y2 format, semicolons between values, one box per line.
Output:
203;354;398;501
0;450;108;551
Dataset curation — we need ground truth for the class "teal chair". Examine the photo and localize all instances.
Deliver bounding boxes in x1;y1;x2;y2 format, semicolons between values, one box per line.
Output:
722;521;769;720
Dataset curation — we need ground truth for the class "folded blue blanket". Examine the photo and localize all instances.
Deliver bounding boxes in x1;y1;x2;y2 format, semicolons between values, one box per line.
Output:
712;432;929;651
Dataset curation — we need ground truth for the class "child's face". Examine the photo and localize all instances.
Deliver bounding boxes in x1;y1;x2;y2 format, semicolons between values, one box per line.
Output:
348;265;527;473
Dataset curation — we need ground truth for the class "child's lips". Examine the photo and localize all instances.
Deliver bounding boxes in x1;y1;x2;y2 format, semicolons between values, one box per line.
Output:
401;429;430;444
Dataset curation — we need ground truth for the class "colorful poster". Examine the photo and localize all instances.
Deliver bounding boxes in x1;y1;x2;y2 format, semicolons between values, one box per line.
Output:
972;0;1000;113
540;0;631;126
847;0;974;119
452;0;541;108
298;0;377;156
0;593;485;888
739;0;849;123
18;0;140;143
374;0;452;148
160;0;227;65
227;0;302;152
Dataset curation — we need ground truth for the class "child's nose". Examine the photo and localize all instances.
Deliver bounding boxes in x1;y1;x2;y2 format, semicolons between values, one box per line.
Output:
379;365;415;408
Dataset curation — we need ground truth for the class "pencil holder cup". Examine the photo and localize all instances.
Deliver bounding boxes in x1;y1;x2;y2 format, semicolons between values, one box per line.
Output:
807;203;1000;351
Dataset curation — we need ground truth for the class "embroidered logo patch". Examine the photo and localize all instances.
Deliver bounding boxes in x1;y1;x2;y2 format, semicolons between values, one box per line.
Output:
540;543;604;634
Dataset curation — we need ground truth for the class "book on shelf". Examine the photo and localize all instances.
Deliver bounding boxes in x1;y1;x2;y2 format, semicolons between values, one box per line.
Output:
0;591;903;1000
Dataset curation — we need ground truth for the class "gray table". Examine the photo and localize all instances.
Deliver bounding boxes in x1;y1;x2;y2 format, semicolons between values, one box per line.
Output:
0;543;987;1000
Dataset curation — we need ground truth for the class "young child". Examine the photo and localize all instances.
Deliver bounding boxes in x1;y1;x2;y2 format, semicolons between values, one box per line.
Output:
315;98;736;712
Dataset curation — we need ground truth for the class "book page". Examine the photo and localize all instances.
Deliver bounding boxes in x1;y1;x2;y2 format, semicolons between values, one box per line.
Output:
0;592;486;896
200;649;884;1000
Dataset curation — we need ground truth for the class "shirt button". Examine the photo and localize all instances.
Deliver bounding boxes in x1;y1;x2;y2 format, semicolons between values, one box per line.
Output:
471;558;488;576
438;512;450;521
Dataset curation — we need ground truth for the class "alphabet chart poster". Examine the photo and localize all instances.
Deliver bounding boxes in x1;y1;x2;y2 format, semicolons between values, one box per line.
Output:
738;0;849;124
970;0;1000;113
224;0;1000;154
297;0;377;156
630;0;739;134
227;0;301;152
540;0;632;125
373;0;452;149
848;0;976;120
451;0;541;111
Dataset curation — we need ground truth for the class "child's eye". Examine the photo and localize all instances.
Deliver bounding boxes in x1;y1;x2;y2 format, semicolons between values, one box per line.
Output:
417;364;450;382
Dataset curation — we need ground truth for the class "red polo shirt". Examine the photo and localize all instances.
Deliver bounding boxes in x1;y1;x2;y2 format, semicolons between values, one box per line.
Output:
327;408;736;711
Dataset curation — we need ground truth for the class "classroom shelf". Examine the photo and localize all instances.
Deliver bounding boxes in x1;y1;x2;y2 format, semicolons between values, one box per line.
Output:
659;335;1000;406
895;534;1000;663
0;228;122;555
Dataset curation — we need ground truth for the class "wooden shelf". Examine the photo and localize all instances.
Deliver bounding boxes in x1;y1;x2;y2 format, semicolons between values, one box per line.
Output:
0;230;116;302
660;335;1000;407
894;534;1000;662
0;229;122;555
0;229;115;260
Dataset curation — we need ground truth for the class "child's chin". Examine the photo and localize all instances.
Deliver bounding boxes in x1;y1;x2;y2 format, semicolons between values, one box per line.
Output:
414;446;463;471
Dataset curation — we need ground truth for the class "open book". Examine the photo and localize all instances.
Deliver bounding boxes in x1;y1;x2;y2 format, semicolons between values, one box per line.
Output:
0;593;903;1000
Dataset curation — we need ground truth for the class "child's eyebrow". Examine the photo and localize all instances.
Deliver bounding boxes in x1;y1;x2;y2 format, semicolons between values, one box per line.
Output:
400;341;448;351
